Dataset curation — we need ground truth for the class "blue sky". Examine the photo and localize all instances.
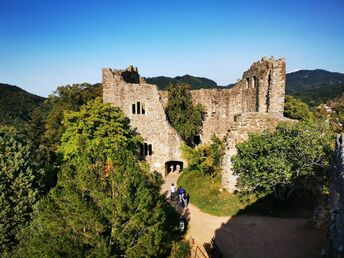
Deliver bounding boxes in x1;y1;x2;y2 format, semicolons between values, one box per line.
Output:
0;0;343;97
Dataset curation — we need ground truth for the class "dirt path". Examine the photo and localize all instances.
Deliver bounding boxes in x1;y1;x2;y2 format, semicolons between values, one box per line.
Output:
161;173;326;258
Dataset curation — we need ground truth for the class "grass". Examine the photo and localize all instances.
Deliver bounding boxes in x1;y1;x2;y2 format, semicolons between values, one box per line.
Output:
177;169;258;216
178;169;318;218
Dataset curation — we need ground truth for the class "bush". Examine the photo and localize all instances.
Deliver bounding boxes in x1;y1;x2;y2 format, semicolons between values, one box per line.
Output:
181;135;224;179
284;95;314;121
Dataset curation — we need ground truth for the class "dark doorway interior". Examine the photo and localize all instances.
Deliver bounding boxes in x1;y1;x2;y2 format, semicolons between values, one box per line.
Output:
165;161;183;177
193;134;201;145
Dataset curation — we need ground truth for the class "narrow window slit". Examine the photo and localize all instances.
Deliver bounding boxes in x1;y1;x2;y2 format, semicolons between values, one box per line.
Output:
137;102;141;114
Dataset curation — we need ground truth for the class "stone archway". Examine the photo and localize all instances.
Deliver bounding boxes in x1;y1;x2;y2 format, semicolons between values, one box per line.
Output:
165;161;183;177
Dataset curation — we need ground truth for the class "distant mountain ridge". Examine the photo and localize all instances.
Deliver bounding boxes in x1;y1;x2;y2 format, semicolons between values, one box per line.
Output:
145;74;224;90
286;69;344;105
286;69;344;94
0;83;45;126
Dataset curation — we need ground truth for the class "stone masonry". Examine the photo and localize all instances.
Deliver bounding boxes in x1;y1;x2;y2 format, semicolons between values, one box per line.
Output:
326;134;344;257
102;57;288;191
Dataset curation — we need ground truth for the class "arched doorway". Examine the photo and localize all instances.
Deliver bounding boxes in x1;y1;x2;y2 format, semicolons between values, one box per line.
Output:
165;161;183;177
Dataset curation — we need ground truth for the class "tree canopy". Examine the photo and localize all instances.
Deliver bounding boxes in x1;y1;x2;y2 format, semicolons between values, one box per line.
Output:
0;126;44;255
232;121;333;199
284;95;314;122
165;83;205;146
15;99;179;257
181;135;224;178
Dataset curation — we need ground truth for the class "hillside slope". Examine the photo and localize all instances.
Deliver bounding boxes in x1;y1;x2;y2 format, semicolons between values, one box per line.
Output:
0;83;45;126
286;69;344;105
286;69;344;94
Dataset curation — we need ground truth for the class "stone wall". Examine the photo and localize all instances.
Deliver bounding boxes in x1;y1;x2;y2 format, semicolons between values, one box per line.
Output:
161;57;285;143
221;112;291;191
103;66;186;177
102;57;287;189
327;134;344;257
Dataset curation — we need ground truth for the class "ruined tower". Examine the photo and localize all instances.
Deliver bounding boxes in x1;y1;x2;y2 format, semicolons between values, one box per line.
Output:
102;66;185;177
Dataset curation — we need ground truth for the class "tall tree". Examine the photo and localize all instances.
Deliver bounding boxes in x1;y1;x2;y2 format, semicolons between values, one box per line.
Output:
165;83;205;146
15;98;179;257
0;126;43;255
27;83;102;191
40;83;102;152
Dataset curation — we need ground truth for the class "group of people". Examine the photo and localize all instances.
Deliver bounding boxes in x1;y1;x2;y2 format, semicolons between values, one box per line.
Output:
170;164;181;173
170;183;189;208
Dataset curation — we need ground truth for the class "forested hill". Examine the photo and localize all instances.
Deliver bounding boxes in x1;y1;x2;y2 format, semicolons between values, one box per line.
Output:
0;83;45;126
145;74;223;90
286;69;344;94
286;69;344;106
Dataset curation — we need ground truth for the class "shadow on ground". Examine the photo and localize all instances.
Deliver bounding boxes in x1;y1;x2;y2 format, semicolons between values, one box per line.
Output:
204;191;327;258
237;189;318;218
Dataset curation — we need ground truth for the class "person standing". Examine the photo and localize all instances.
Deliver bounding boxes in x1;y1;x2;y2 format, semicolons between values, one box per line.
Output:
170;183;176;201
178;186;184;203
182;192;188;208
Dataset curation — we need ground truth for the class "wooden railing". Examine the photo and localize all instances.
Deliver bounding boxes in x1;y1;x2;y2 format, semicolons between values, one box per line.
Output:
203;237;222;258
193;245;208;258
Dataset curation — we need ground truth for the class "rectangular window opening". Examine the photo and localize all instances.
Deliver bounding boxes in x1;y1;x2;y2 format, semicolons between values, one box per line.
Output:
137;102;141;114
144;143;148;155
148;144;152;155
132;104;136;114
140;144;144;156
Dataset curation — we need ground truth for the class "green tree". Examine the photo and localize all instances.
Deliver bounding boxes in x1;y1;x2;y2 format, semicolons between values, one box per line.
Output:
182;135;224;179
40;83;102;152
284;95;314;121
165;83;205;145
232;121;333;199
15;98;178;257
27;83;102;192
0;126;43;254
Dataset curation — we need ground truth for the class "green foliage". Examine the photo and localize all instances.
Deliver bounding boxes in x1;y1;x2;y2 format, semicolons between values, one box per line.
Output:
232;121;333;199
181;136;224;177
165;83;205;145
293;84;344;107
40;83;102;152
284;95;314;121
169;241;190;258
15;99;179;257
25;83;102;192
0;126;44;254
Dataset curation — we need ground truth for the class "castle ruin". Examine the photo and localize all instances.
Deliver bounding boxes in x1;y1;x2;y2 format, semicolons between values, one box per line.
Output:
102;57;289;192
